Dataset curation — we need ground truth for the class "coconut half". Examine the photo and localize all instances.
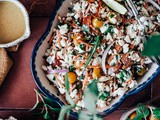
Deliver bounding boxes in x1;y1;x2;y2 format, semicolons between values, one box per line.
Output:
0;0;30;48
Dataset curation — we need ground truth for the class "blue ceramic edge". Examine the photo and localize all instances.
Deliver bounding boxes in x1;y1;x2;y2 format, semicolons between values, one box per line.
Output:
31;0;78;118
31;0;160;118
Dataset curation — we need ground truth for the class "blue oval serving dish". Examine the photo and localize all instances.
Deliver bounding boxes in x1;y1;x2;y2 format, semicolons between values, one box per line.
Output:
31;0;160;118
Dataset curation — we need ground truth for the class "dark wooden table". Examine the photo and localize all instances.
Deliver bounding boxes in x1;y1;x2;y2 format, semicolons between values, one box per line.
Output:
0;17;160;120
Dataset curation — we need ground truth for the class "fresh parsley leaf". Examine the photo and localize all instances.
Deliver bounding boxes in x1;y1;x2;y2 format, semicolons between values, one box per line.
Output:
104;25;114;34
136;104;150;119
69;65;74;72
83;79;99;114
58;105;72;120
43;111;51;120
99;91;110;100
78;111;91;120
53;76;56;81
142;35;160;56
79;44;85;50
82;25;90;33
153;108;160;119
65;73;69;92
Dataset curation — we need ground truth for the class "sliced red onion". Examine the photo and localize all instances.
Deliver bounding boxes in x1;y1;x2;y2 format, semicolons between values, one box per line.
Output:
102;42;115;75
145;0;160;11
47;69;69;74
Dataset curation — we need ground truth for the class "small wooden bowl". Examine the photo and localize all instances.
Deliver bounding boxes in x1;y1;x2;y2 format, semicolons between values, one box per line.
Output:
0;0;30;48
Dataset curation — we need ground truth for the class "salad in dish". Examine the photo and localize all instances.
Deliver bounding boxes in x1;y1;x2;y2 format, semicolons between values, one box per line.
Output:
42;0;160;111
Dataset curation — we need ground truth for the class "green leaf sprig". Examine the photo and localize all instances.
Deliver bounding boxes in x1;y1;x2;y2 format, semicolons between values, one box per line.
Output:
58;73;75;120
78;79;103;120
128;104;160;120
153;108;160;119
142;35;160;57
30;89;60;120
31;78;104;120
58;79;103;120
82;36;102;74
135;104;150;120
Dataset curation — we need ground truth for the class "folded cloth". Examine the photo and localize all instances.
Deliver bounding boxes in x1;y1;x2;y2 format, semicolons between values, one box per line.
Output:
0;48;13;86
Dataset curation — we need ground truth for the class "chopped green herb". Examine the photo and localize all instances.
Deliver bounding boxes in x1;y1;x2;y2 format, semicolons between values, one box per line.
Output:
82;36;101;73
82;25;90;33
53;76;56;81
153;108;160;119
69;65;74;72
65;73;69;92
110;14;115;18
79;75;84;80
104;25;114;34
142;35;160;57
79;44;85;50
99;91;110;100
136;104;150;119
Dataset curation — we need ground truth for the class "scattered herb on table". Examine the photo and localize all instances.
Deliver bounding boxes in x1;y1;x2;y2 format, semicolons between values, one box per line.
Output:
30;89;60;120
127;104;160;120
31;79;104;120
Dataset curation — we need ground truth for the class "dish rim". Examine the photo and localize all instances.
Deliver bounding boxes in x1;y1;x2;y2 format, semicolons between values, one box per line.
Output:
31;0;160;118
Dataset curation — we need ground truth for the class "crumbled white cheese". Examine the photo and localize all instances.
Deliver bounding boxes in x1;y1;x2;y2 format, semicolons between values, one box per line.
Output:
124;35;131;43
81;1;88;14
108;17;117;24
76;100;85;108
108;68;115;76
74;12;79;19
100;24;108;34
70;89;78;98
57;51;63;57
134;36;141;46
118;40;124;46
98;83;106;92
73;29;81;33
46;74;55;82
126;24;137;39
123;44;129;53
144;57;152;64
106;33;113;41
99;76;110;82
92;57;101;66
97;99;107;108
112;88;127;97
60;39;66;47
59;24;68;34
59;87;65;94
113;28;119;35
129;80;138;88
157;14;160;23
46;56;54;64
42;65;47;71
129;52;140;62
109;56;117;66
90;4;98;14
75;68;83;76
73;3;81;12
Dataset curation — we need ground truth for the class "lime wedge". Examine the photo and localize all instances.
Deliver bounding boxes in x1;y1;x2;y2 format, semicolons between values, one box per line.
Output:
102;0;127;15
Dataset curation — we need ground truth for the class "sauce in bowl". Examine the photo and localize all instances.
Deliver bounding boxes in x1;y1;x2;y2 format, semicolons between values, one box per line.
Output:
0;1;25;44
